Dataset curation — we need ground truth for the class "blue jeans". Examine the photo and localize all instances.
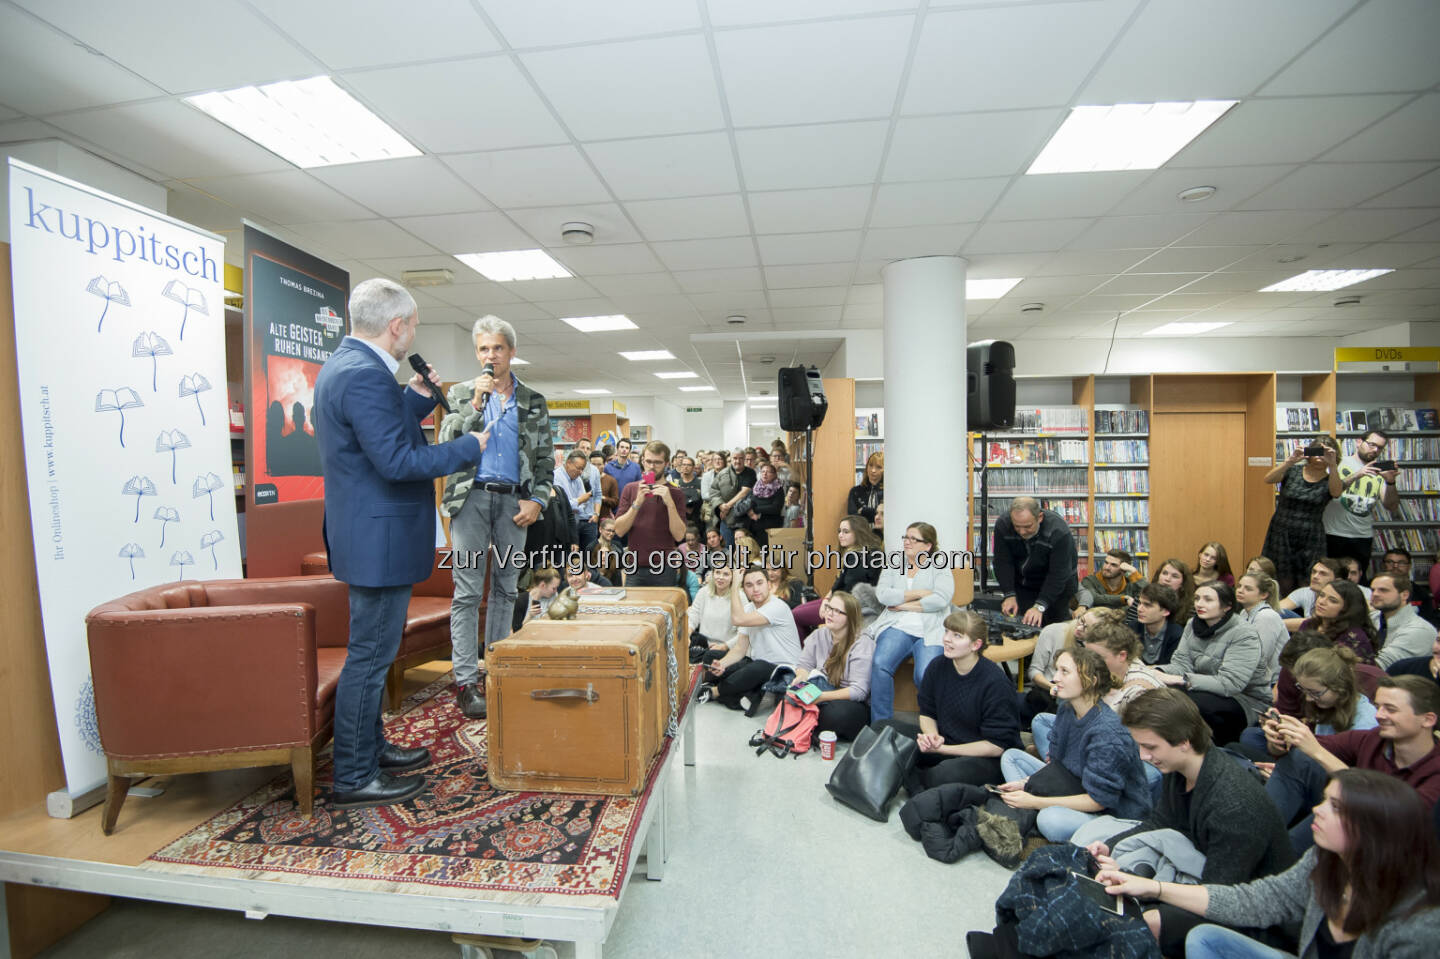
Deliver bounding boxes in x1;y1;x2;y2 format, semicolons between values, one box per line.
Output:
333;584;412;791
1185;924;1293;959
1001;748;1101;842
869;627;942;722
450;489;529;684
1266;748;1324;855
577;515;599;553
1031;712;1056;760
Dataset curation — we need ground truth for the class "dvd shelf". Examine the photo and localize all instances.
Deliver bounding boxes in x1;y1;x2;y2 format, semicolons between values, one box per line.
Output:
854;407;884;482
1009;405;1088;434
1095;528;1150;556
1095;499;1150;524
1341;436;1440;459
1094;439;1148;464
974;438;1089;465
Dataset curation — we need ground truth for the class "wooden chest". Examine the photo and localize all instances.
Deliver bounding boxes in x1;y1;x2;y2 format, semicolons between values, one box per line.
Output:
573;586;689;736
486;620;665;796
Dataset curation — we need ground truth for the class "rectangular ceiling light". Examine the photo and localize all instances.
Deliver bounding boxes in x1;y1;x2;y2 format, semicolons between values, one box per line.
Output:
1260;269;1394;293
655;371;698;379
561;315;637;332
749;398;778;406
679;385;716;392
1144;321;1232;336
456;250;572;282
510;357;530;366
619;350;675;361
186;76;420;168
1027;100;1238;175
574;388;612;395
966;278;1022;299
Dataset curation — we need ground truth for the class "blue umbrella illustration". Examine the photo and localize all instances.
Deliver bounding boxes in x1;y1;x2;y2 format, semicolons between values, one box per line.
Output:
170;550;194;581
161;280;207;341
86;275;130;333
155;429;191;484
179;373;212;426
131;332;173;392
192;472;223;521
200;529;225;570
95;388;143;447
122;475;157;522
118;543;144;579
153;505;180;547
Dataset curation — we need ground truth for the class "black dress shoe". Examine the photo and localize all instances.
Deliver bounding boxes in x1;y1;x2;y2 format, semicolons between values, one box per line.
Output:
457;684;487;719
378;742;431;772
331;772;425;810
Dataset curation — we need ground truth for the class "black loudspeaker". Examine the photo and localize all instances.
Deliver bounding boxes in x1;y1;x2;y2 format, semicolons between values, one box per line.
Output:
967;340;1016;430
777;366;829;431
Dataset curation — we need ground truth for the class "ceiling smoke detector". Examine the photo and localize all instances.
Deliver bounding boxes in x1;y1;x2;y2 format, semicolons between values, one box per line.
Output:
401;268;454;287
1021;302;1045;313
759;355;776;365
1334;295;1362;308
1177;185;1217;203
726;314;746;325
561;221;595;244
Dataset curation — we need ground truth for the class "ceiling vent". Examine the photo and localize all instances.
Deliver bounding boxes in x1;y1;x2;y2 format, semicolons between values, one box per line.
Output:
561;221;595;244
401;268;454;287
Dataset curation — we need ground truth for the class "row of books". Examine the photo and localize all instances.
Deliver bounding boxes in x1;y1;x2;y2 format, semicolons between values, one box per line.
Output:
1374;528;1440;553
1339;408;1440;432
1095;408;1149;434
855;440;884;468
1095;499;1149;523
1395;469;1440;493
1374;499;1440;523
975;439;1089;465
1095;470;1150;494
1341;437;1440;459
975;467;1090;496
1094;439;1148;463
1095;529;1149;554
854;410;884;438
1276;403;1322;432
1010;406;1088;434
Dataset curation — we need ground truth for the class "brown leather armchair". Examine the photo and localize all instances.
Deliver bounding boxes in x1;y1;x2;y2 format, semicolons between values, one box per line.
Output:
85;576;349;832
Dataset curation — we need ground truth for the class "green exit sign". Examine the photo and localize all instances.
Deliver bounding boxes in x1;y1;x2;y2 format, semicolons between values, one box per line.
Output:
686;407;702;412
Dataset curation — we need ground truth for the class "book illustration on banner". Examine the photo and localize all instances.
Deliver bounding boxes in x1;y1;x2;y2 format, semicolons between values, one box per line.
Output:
200;529;225;569
169;549;195;580
153;505;180;547
75;676;102;754
155;429;191;484
117;542;144;580
179;373;212;426
85;275;130;333
122;475;157;522
95;387;143;447
594;429;620;452
314;306;344;337
161;279;208;340
131;332;173;392
263;357;322;478
192;471;224;520
577;586;626;602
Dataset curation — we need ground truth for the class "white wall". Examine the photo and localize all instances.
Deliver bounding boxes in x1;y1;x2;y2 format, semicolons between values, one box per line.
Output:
413;324;477;383
723;400;748;448
4;140;168;243
610;394;686;450
683;407;724;451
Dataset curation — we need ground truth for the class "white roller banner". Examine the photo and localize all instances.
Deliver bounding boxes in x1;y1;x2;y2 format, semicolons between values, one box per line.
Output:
8;159;242;803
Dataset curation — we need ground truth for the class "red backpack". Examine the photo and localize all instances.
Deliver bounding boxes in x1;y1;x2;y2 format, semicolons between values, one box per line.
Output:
749;694;820;758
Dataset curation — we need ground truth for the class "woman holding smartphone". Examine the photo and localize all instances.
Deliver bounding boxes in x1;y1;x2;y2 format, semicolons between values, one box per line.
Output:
792;590;875;742
1261;436;1342;596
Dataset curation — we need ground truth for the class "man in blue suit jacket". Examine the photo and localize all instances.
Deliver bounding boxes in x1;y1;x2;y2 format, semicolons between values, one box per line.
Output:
314;278;486;809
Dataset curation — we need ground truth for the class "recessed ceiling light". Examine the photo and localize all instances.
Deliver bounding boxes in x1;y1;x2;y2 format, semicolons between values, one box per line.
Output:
186;76;421;168
1277;254;1306;264
1177;185;1217;202
510;357;530;366
655;371;699;379
1333;295;1363;308
726;315;747;325
1027;100;1238;175
573;388;612;395
679;385;717;392
1144;321;1232;336
561;315;637;332
455;250;572;282
752;422;778;427
619;350;675;361
1259;269;1394;293
1021;302;1045;313
966;278;1023;299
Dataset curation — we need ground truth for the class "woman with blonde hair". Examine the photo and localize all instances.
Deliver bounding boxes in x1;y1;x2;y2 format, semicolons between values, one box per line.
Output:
1248;645;1378;754
1023;606;1121;722
792;590;875;741
847;450;884;525
687;566;739;663
1236;569;1289;681
765;553;806;609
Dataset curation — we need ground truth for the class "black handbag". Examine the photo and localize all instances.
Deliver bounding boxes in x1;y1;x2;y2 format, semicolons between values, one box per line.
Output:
824;724;918;822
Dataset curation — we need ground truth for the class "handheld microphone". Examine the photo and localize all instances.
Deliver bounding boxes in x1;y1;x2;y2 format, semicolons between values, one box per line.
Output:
407;353;452;415
478;361;495;415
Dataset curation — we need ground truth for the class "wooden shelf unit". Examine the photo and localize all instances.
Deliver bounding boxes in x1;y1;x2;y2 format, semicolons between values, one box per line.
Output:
788;378;856;596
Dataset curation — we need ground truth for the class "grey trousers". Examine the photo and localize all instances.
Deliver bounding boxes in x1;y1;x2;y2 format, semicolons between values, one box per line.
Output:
449;489;527;686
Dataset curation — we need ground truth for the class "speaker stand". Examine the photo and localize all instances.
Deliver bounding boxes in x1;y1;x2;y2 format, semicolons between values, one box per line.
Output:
976;430;990;591
802;427;816;586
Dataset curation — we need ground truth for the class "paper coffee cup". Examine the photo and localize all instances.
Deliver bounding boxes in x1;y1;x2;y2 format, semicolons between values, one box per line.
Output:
818;730;837;759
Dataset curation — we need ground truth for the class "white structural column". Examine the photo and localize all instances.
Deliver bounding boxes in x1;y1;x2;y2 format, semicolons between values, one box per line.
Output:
881;256;969;556
721;400;748;450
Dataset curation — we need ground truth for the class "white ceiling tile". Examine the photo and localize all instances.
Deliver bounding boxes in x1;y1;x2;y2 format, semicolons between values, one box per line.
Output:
707;0;921;26
1180;271;1293;294
286;219;438;260
14;0;319;93
1324;94;1440;163
1096;273;1207;297
1107;166;1296;215
846;284;883;304
251;0;500;69
627;195;751;241
166;182;247;235
735;121;889;191
757;231;862;266
675;269;767;294
965;218;1094;255
747;187;874;234
0;6;163;114
1361;167;1440;209
770;306;843;326
522;35;724;141
425;280;525;308
652;238;758;271
508;278;602;303
1082;0;1354;101
1263;0;1440;96
444;146;610;207
478;0;701;48
1176;210;1333;245
1392;218;1440;244
1129;246;1265;273
343;58;565;153
767;287;848;309
1352;243;1440;269
183;171;372;225
861;224;974;261
0;118;68;145
905;2;1136;114
1291;209;1440;245
885;110;1061;182
309;156;490;218
1005;275;1105;299
1034;250;1152;276
1067;214;1212;251
1241;162;1435;211
583;132;739;200
585;273;681;297
716;16;913;126
0;105;19;122
550;244;663;276
989;172;1151;221
1172;95;1411;167
392;211;539;253
869;178;1009;228
505;204;643;246
47;101;294;179
764;263;856;289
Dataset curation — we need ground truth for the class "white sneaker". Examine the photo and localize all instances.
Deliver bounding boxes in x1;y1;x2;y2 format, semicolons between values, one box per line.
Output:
739;695;753;714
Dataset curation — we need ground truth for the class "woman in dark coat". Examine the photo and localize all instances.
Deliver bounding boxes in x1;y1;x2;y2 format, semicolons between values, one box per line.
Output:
1260;436;1341;595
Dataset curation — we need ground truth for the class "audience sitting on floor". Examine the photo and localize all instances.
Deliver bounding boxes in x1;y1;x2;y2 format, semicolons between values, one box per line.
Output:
1383;547;1440;625
1280;557;1343;631
701;565;803;714
520;567;562;623
1156;583;1272;745
688;566;738;664
1022;607;1120;723
1387;628;1440;686
1074;548;1146;616
1153;558;1197;625
1371;572;1439;668
1193;541;1235;589
793;514;883;636
1245;554;1279;580
867;522;957;723
1235;570;1289;683
1240;644;1378;756
1133;582;1185;666
792;590;875;742
1301;578;1380;664
765;556;806;610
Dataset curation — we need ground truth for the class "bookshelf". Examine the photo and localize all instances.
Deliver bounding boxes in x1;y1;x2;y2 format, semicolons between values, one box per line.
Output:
788;378;856;596
1093;406;1151;565
854;406;884;484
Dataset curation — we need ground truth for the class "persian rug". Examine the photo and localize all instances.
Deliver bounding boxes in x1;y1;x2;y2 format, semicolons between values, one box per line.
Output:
143;671;694;900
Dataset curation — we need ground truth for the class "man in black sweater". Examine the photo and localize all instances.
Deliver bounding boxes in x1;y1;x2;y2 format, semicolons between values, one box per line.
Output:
992;497;1078;627
1072;688;1295;954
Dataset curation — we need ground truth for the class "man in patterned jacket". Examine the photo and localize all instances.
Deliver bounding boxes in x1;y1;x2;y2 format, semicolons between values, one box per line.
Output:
440;315;554;720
